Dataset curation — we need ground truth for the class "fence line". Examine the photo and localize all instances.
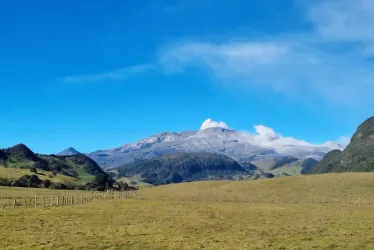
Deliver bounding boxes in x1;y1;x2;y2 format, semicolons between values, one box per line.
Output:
0;190;137;211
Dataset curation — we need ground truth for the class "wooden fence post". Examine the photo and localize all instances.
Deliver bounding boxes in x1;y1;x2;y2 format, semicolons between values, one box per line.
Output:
2;199;6;210
71;195;73;205
34;196;37;208
51;196;53;207
57;196;60;207
13;199;16;210
81;195;83;204
24;199;28;209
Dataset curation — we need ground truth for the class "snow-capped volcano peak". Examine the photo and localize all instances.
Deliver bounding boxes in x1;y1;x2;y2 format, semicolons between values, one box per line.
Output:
88;119;349;169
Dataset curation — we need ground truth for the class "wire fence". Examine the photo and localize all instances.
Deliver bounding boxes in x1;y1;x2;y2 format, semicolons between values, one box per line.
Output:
0;190;137;211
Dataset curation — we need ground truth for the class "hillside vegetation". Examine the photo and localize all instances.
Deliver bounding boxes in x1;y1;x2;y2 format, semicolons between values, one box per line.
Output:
0;144;112;189
311;116;374;174
0;167;78;184
2;174;374;249
251;157;318;177
115;152;250;185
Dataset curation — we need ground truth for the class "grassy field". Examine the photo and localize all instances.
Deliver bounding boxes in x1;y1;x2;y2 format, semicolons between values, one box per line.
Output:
2;173;374;249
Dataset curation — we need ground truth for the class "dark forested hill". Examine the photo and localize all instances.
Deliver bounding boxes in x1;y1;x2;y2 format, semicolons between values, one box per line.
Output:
310;117;374;174
114;152;250;185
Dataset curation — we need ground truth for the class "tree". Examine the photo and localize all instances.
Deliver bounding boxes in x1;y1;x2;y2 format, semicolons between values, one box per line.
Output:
95;174;109;187
28;175;42;187
118;181;129;191
42;179;51;188
12;175;42;188
30;166;37;174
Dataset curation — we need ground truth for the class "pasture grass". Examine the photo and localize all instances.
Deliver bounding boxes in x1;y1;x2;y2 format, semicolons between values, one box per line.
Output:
1;173;374;249
0;167;80;183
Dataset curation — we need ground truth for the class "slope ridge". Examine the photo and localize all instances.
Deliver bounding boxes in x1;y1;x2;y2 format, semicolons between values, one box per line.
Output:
89;127;343;169
311;117;374;173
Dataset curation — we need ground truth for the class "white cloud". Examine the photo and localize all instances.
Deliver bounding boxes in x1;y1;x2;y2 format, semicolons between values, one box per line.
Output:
156;0;374;108
159;42;317;79
160;43;374;107
251;125;312;147
160;42;292;68
200;119;230;130
159;41;328;95
199;119;344;148
63;64;154;83
308;0;374;45
254;125;280;141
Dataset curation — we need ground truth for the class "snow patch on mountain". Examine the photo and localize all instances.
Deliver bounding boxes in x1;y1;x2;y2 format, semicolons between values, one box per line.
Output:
88;119;348;169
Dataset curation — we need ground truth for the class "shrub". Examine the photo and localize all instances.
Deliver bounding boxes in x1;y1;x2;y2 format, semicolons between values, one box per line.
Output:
43;179;52;188
49;182;67;190
28;175;42;187
10;175;41;188
118;181;129;191
0;178;12;186
96;186;106;191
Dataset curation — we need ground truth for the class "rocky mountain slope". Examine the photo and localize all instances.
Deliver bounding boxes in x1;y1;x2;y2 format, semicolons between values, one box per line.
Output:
57;147;81;156
88;127;345;170
310;117;374;174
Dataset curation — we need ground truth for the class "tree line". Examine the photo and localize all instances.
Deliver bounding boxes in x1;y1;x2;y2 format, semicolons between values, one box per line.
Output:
0;173;136;191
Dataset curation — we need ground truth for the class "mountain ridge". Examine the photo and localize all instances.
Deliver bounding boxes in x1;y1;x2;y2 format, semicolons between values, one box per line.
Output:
57;147;81;156
88;127;345;169
310;117;374;174
0;144;110;185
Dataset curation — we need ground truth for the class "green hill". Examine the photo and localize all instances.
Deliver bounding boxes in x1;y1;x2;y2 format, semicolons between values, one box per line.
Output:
114;152;249;185
0;144;110;185
250;157;318;177
311;116;374;174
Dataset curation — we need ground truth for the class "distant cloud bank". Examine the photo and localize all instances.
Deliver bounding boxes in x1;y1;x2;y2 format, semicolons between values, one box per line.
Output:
199;118;347;149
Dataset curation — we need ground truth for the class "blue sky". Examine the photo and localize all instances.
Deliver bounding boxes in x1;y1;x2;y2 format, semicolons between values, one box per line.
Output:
0;0;373;153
